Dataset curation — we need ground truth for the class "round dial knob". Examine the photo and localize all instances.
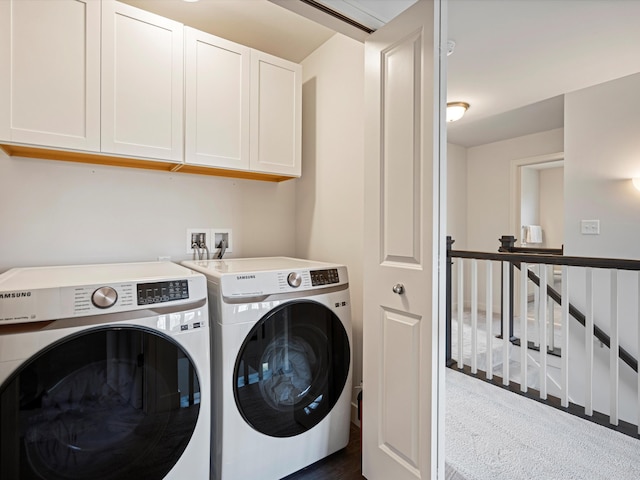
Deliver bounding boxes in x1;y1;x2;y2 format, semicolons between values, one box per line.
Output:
287;272;302;288
92;286;118;309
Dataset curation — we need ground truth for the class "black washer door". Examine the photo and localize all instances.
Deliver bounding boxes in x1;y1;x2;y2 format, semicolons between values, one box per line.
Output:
0;326;201;480
234;300;350;437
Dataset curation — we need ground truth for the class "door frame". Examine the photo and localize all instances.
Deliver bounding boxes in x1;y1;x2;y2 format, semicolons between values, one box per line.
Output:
509;151;565;245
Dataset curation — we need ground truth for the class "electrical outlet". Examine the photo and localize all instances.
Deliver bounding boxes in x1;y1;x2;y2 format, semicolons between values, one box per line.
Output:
212;229;233;255
186;228;211;255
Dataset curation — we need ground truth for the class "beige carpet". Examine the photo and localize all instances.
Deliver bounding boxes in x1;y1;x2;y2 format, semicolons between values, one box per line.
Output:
445;369;640;480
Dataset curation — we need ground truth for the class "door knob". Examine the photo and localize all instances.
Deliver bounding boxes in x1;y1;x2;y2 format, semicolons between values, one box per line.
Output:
392;283;405;295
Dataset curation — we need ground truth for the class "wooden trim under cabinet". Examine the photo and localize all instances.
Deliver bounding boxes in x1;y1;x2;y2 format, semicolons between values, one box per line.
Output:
0;144;297;182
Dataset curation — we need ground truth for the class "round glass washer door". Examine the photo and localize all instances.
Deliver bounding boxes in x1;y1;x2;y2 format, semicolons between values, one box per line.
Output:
0;326;201;480
234;300;350;438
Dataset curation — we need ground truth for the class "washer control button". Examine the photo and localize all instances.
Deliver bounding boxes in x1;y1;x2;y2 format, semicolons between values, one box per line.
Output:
92;286;118;309
287;272;302;288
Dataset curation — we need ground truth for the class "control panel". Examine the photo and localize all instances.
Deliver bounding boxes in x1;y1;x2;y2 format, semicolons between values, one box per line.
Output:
221;266;347;298
0;263;208;325
72;283;135;315
286;268;340;289
310;269;340;286
137;280;190;306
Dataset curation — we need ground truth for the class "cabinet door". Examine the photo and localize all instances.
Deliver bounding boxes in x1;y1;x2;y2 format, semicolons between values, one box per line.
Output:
184;28;250;170
249;51;301;177
0;0;100;151
101;1;183;161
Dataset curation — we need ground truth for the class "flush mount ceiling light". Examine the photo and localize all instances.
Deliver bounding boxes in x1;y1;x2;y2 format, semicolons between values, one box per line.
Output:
632;178;640;191
446;102;469;122
182;0;199;2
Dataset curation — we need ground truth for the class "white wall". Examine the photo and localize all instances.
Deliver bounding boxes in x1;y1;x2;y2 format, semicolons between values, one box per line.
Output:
461;128;564;311
565;72;640;259
466;128;564;252
298;33;365;422
0;152;297;271
564;72;640;341
519;165;564;248
520;166;539;229
447;142;467;249
563;72;640;423
539;166;564;248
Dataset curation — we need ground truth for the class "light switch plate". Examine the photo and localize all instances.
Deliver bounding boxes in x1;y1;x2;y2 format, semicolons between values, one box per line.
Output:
580;219;600;235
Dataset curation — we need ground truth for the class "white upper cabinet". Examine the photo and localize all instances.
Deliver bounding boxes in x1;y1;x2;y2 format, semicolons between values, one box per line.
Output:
184;27;250;170
250;51;302;177
0;0;101;151
0;1;300;180
101;1;184;162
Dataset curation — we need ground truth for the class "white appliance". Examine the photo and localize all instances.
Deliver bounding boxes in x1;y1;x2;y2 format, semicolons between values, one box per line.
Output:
182;257;353;480
0;261;211;480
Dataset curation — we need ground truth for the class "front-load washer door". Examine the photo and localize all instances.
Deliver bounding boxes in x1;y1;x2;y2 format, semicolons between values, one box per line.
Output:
234;300;350;437
0;326;202;480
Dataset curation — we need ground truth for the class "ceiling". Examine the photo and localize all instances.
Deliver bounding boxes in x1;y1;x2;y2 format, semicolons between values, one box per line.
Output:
446;0;640;147
122;0;336;63
122;0;640;148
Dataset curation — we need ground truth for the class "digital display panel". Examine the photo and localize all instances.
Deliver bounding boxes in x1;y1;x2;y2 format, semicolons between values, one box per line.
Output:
310;269;339;286
137;280;189;305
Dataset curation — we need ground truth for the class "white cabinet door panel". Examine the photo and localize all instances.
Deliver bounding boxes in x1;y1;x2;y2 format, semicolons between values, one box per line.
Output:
101;0;183;161
0;0;100;151
250;51;301;177
184;27;250;169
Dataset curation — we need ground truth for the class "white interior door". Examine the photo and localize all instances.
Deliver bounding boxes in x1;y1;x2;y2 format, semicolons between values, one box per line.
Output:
362;0;445;479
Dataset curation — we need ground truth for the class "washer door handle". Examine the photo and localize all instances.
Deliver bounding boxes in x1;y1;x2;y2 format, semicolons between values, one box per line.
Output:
392;283;405;295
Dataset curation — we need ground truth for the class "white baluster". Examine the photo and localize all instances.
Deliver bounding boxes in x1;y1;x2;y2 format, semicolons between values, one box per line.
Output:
548;265;555;353
561;265;569;408
585;268;594;416
539;265;548;400
502;261;510;386
610;270;619;426
533;264;540;348
457;258;464;370
471;259;478;374
520;262;528;392
486;261;493;380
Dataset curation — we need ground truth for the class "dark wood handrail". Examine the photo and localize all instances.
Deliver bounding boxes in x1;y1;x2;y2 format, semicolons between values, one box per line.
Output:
449;249;640;271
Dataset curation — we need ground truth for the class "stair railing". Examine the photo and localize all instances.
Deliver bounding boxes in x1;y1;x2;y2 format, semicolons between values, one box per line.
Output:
446;235;640;437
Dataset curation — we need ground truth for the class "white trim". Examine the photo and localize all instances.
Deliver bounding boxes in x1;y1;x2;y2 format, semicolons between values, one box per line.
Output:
435;0;447;475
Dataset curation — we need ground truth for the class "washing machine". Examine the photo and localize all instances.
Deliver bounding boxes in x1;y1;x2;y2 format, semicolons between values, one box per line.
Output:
0;261;211;480
182;257;352;480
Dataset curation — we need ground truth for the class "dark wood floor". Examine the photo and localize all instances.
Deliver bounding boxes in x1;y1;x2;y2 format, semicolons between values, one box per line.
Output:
282;423;365;480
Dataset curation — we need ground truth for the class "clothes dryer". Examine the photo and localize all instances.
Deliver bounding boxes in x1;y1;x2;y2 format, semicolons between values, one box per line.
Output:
182;257;352;480
0;261;211;480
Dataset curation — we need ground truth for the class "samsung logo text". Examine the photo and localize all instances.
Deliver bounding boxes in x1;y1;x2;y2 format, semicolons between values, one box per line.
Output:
236;275;256;280
1;291;32;299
